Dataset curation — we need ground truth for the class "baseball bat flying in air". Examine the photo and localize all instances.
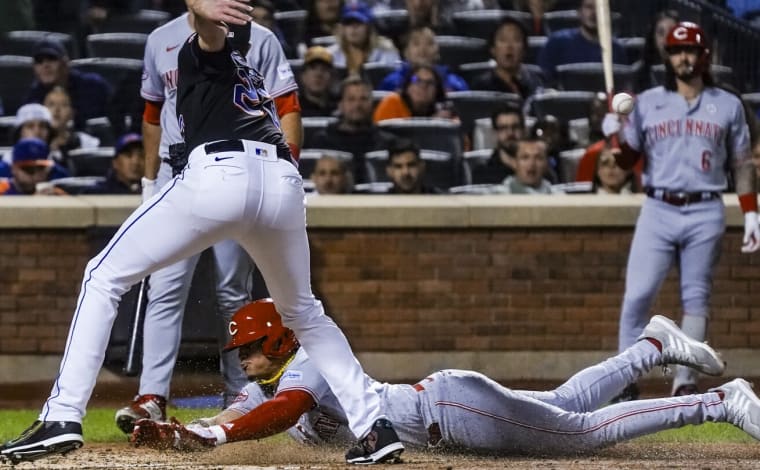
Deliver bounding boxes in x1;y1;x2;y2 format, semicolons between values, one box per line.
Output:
124;277;149;377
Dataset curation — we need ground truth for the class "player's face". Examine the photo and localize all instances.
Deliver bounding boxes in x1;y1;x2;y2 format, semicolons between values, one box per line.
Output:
578;0;597;32
386;151;424;193
20;120;50;142
406;68;437;112
33;55;65;86
12;164;51;194
667;46;701;80
404;28;438;65
339;83;372;125
312;157;348;194
491;23;524;71
112;147;145;185
43;89;73;130
596;149;628;193
514;141;548;187
494;113;523;149
342;21;369;46
238;342;281;381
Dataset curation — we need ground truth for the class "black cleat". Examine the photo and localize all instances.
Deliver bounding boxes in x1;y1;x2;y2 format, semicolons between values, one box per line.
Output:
673;383;700;396
345;418;404;465
610;383;640;404
0;420;83;464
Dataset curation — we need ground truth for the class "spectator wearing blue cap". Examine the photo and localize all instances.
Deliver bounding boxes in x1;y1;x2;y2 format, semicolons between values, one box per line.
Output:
24;39;112;130
0;138;67;195
327;1;400;74
82;133;144;195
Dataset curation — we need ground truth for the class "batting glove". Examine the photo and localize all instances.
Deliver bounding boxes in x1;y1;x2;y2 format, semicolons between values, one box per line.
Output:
741;211;760;253
601;113;622;138
141;177;158;203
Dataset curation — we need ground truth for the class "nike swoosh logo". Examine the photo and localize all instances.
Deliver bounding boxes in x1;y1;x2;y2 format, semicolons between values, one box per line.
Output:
166;44;180;52
214;156;234;161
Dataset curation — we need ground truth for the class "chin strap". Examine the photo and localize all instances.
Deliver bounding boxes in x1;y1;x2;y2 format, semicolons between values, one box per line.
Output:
256;352;297;386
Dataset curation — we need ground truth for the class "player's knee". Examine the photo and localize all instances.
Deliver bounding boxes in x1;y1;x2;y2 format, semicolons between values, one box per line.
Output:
277;298;324;329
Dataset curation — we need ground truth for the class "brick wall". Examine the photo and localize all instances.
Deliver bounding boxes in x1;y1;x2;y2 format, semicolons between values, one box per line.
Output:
3;226;758;355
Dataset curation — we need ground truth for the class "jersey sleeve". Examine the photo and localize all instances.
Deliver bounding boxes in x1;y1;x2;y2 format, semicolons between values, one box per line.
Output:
275;351;331;405
247;25;298;99
729;97;751;165
225;383;270;415
141;32;165;103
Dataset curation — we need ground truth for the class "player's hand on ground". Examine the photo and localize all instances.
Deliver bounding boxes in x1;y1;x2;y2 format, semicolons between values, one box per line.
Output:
741;212;760;253
189;416;217;428
187;0;252;25
602;113;622;138
131;417;217;452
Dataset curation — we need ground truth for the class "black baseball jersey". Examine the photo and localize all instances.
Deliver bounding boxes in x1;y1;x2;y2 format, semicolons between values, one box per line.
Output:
176;34;289;158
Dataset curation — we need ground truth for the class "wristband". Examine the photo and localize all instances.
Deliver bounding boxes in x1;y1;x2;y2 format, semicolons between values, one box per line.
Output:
287;142;300;160
208;425;227;445
739;193;757;213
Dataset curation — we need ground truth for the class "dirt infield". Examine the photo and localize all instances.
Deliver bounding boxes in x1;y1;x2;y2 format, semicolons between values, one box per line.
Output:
4;441;760;469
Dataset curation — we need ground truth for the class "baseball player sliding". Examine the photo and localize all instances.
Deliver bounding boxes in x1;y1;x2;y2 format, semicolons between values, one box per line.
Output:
603;21;760;401
114;2;302;434
0;0;403;465
130;299;760;455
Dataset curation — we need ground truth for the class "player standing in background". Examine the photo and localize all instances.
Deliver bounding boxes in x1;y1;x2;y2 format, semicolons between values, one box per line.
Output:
0;0;403;465
113;4;303;434
603;21;760;401
132;300;760;455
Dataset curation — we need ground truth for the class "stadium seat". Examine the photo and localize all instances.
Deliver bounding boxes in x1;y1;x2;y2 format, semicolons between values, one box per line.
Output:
557;148;586;184
363;61;401;89
374;10;409;41
436;36;490;69
619;36;645;65
555;62;636;92
353;181;393;193
96;9;170;34
67;147;115;177
457;61;493;87
288;58;303;78
372;90;393;109
743;93;760;114
86;33;147;60
526;36;547;65
0;116;17;146
302;116;338;148
84;117;116;147
472;117;495;151
451;10;533;41
461;149;492;185
0;31;75;58
529;91;596;122
651;64;735;89
69;58;143;135
311;35;337;47
377;117;464;159
297;148;353;180
447;90;521;136
543;10;621;35
0;55;34;116
274;9;307;53
364;149;458;189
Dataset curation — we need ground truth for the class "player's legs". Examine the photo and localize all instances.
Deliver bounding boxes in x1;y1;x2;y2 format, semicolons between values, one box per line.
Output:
672;200;724;393
211;239;255;403
618;200;678;352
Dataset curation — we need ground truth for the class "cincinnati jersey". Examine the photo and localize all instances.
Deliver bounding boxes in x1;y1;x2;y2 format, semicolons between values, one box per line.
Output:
623;86;750;192
176;35;289;157
140;15;296;159
227;348;427;447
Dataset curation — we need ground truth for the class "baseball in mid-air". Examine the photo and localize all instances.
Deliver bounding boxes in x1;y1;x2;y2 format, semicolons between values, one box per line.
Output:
612;92;635;115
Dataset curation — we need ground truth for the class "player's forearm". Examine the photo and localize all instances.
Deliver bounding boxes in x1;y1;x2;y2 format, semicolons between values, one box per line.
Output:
142;119;162;180
280;111;303;148
734;159;757;211
216;390;314;443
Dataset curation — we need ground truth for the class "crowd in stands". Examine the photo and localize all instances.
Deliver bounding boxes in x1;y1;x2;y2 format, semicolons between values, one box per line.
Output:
1;0;759;196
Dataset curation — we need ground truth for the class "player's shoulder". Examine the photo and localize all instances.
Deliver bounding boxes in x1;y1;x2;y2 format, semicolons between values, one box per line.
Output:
706;86;742;105
146;13;190;43
249;20;276;41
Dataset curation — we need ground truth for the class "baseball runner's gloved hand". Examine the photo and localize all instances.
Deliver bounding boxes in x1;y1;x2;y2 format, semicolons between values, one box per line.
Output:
131;417;217;452
601;113;622;138
741;212;760;253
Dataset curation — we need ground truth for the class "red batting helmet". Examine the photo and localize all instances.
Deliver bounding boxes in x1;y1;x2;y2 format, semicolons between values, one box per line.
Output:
224;299;298;359
665;22;708;51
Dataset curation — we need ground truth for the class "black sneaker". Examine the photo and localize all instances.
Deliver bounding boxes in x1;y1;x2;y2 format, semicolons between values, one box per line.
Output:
345;418;404;465
0;420;83;464
610;383;640;404
673;383;699;396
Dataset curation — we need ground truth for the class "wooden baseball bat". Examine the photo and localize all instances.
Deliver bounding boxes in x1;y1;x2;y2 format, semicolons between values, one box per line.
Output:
595;0;619;147
123;277;149;377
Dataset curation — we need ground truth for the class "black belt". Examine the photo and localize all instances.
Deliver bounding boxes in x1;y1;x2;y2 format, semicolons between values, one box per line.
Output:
204;139;289;160
645;187;721;206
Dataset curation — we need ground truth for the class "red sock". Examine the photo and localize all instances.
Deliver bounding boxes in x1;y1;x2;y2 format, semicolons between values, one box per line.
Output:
645;338;662;352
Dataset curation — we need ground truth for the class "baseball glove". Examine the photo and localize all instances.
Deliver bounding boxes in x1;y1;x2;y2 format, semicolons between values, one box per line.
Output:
131;417;216;452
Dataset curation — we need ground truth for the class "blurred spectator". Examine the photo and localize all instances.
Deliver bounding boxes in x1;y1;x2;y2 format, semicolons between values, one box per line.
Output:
470;17;543;99
373;64;453;122
82;133;144;195
636;9;679;91
0;0;34;33
537;0;627;86
379;25;469;92
0;138;65;195
592;144;636;194
470;103;525;184
25;39;112;129
496;0;553;35
299;46;339;117
405;0;486;34
530;116;564;182
385;139;442;194
309;153;354;194
752;138;760;183
305;0;344;47
44;86;100;166
492;137;557;194
310;76;396;183
12;103;53;144
327;2;400;75
250;0;294;58
586;91;608;144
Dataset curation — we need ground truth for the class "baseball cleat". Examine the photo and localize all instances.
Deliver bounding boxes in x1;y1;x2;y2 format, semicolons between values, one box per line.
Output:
672;383;700;397
115;394;167;434
345;418;405;465
609;383;640;404
639;315;725;376
0;420;83;464
711;378;760;440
